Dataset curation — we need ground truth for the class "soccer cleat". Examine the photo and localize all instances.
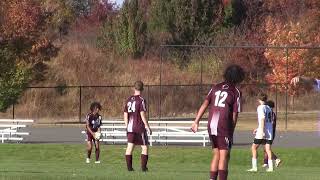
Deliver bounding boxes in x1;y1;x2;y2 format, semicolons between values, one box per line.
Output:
128;168;134;172
95;161;100;164
247;168;257;172
275;159;282;167
262;164;268;168
266;168;274;172
86;158;90;163
142;167;148;172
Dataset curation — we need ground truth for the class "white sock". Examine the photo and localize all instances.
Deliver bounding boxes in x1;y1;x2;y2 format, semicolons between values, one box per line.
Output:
268;159;273;169
252;158;257;169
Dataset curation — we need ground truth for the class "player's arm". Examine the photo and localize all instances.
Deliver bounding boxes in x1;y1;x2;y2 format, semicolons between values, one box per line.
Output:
191;99;209;133
232;112;238;129
124;112;129;128
86;120;94;136
232;92;241;129
140;111;152;135
291;76;316;86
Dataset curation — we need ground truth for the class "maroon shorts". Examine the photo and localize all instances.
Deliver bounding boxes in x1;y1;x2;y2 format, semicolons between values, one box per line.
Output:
86;131;97;142
127;132;149;145
209;135;233;150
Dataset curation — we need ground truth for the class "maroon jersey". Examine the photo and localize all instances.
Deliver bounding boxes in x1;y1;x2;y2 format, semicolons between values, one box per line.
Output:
86;113;102;132
124;95;147;133
206;82;241;138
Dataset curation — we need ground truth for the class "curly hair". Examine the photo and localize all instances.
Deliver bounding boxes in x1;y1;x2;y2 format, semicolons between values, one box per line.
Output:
223;64;245;85
90;102;102;112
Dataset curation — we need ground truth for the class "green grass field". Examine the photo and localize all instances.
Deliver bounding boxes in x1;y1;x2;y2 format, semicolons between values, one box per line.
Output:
0;144;319;180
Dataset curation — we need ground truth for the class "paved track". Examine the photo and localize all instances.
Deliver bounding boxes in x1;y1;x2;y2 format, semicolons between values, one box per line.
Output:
23;126;320;148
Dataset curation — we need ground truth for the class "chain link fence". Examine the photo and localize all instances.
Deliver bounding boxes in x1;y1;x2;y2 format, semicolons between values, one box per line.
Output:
1;45;319;131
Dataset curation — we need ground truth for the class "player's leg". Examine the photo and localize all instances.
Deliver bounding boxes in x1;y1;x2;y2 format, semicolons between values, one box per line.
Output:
263;148;268;167
209;135;219;180
273;152;281;167
272;152;277;160
210;148;219;180
248;140;260;172
265;143;274;171
218;149;229;180
272;128;281;167
86;140;93;163
94;140;100;163
140;132;149;172
141;145;149;171
125;132;136;171
125;143;135;171
216;137;232;180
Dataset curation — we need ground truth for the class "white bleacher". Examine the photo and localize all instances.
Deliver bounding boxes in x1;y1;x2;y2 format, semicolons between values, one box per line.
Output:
0;119;33;143
82;120;210;147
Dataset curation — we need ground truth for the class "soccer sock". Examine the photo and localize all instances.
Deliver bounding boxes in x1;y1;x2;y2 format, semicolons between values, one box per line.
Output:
264;152;268;164
209;171;218;180
252;158;257;169
95;149;100;161
272;152;278;160
125;155;133;170
218;170;228;180
268;159;274;169
141;154;148;171
87;149;92;159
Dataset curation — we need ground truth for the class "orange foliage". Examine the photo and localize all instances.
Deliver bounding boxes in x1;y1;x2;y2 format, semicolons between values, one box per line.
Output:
1;0;42;39
261;0;320;93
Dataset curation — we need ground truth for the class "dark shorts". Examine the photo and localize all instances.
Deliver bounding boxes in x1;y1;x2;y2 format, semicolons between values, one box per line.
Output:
253;139;273;145
209;135;233;150
86;130;98;142
127;132;149;146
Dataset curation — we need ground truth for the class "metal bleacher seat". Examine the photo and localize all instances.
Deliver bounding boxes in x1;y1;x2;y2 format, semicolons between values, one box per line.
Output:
0;119;34;143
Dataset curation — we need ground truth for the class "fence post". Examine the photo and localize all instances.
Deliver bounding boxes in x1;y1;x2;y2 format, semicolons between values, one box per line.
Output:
200;48;203;107
12;103;15;119
159;47;163;121
147;85;150;121
275;84;278;117
285;48;289;130
79;86;82;123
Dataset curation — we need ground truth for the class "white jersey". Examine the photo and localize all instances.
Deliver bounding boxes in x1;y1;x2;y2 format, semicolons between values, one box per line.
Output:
256;104;273;140
315;79;320;91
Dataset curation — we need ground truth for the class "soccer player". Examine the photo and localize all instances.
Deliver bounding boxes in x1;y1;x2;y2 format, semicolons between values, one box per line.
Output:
124;81;152;172
191;64;245;180
291;76;320;91
248;93;274;172
85;102;103;164
262;100;281;168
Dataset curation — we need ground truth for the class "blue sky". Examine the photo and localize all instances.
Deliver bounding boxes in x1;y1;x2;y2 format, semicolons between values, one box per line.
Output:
111;0;124;6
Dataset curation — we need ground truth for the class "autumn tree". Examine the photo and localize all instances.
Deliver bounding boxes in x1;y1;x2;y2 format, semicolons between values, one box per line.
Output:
261;0;320;93
0;0;77;111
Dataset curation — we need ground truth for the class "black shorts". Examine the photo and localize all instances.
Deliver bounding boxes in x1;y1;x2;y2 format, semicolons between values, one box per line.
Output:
253;139;273;145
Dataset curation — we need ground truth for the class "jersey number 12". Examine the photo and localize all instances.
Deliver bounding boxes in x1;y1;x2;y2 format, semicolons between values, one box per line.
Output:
214;90;228;107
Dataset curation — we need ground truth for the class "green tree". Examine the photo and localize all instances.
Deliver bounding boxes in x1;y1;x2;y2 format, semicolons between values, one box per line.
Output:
0;47;30;112
99;0;147;58
149;0;224;45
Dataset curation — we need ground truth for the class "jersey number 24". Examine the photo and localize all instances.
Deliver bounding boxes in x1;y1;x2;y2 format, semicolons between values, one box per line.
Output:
127;101;136;112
